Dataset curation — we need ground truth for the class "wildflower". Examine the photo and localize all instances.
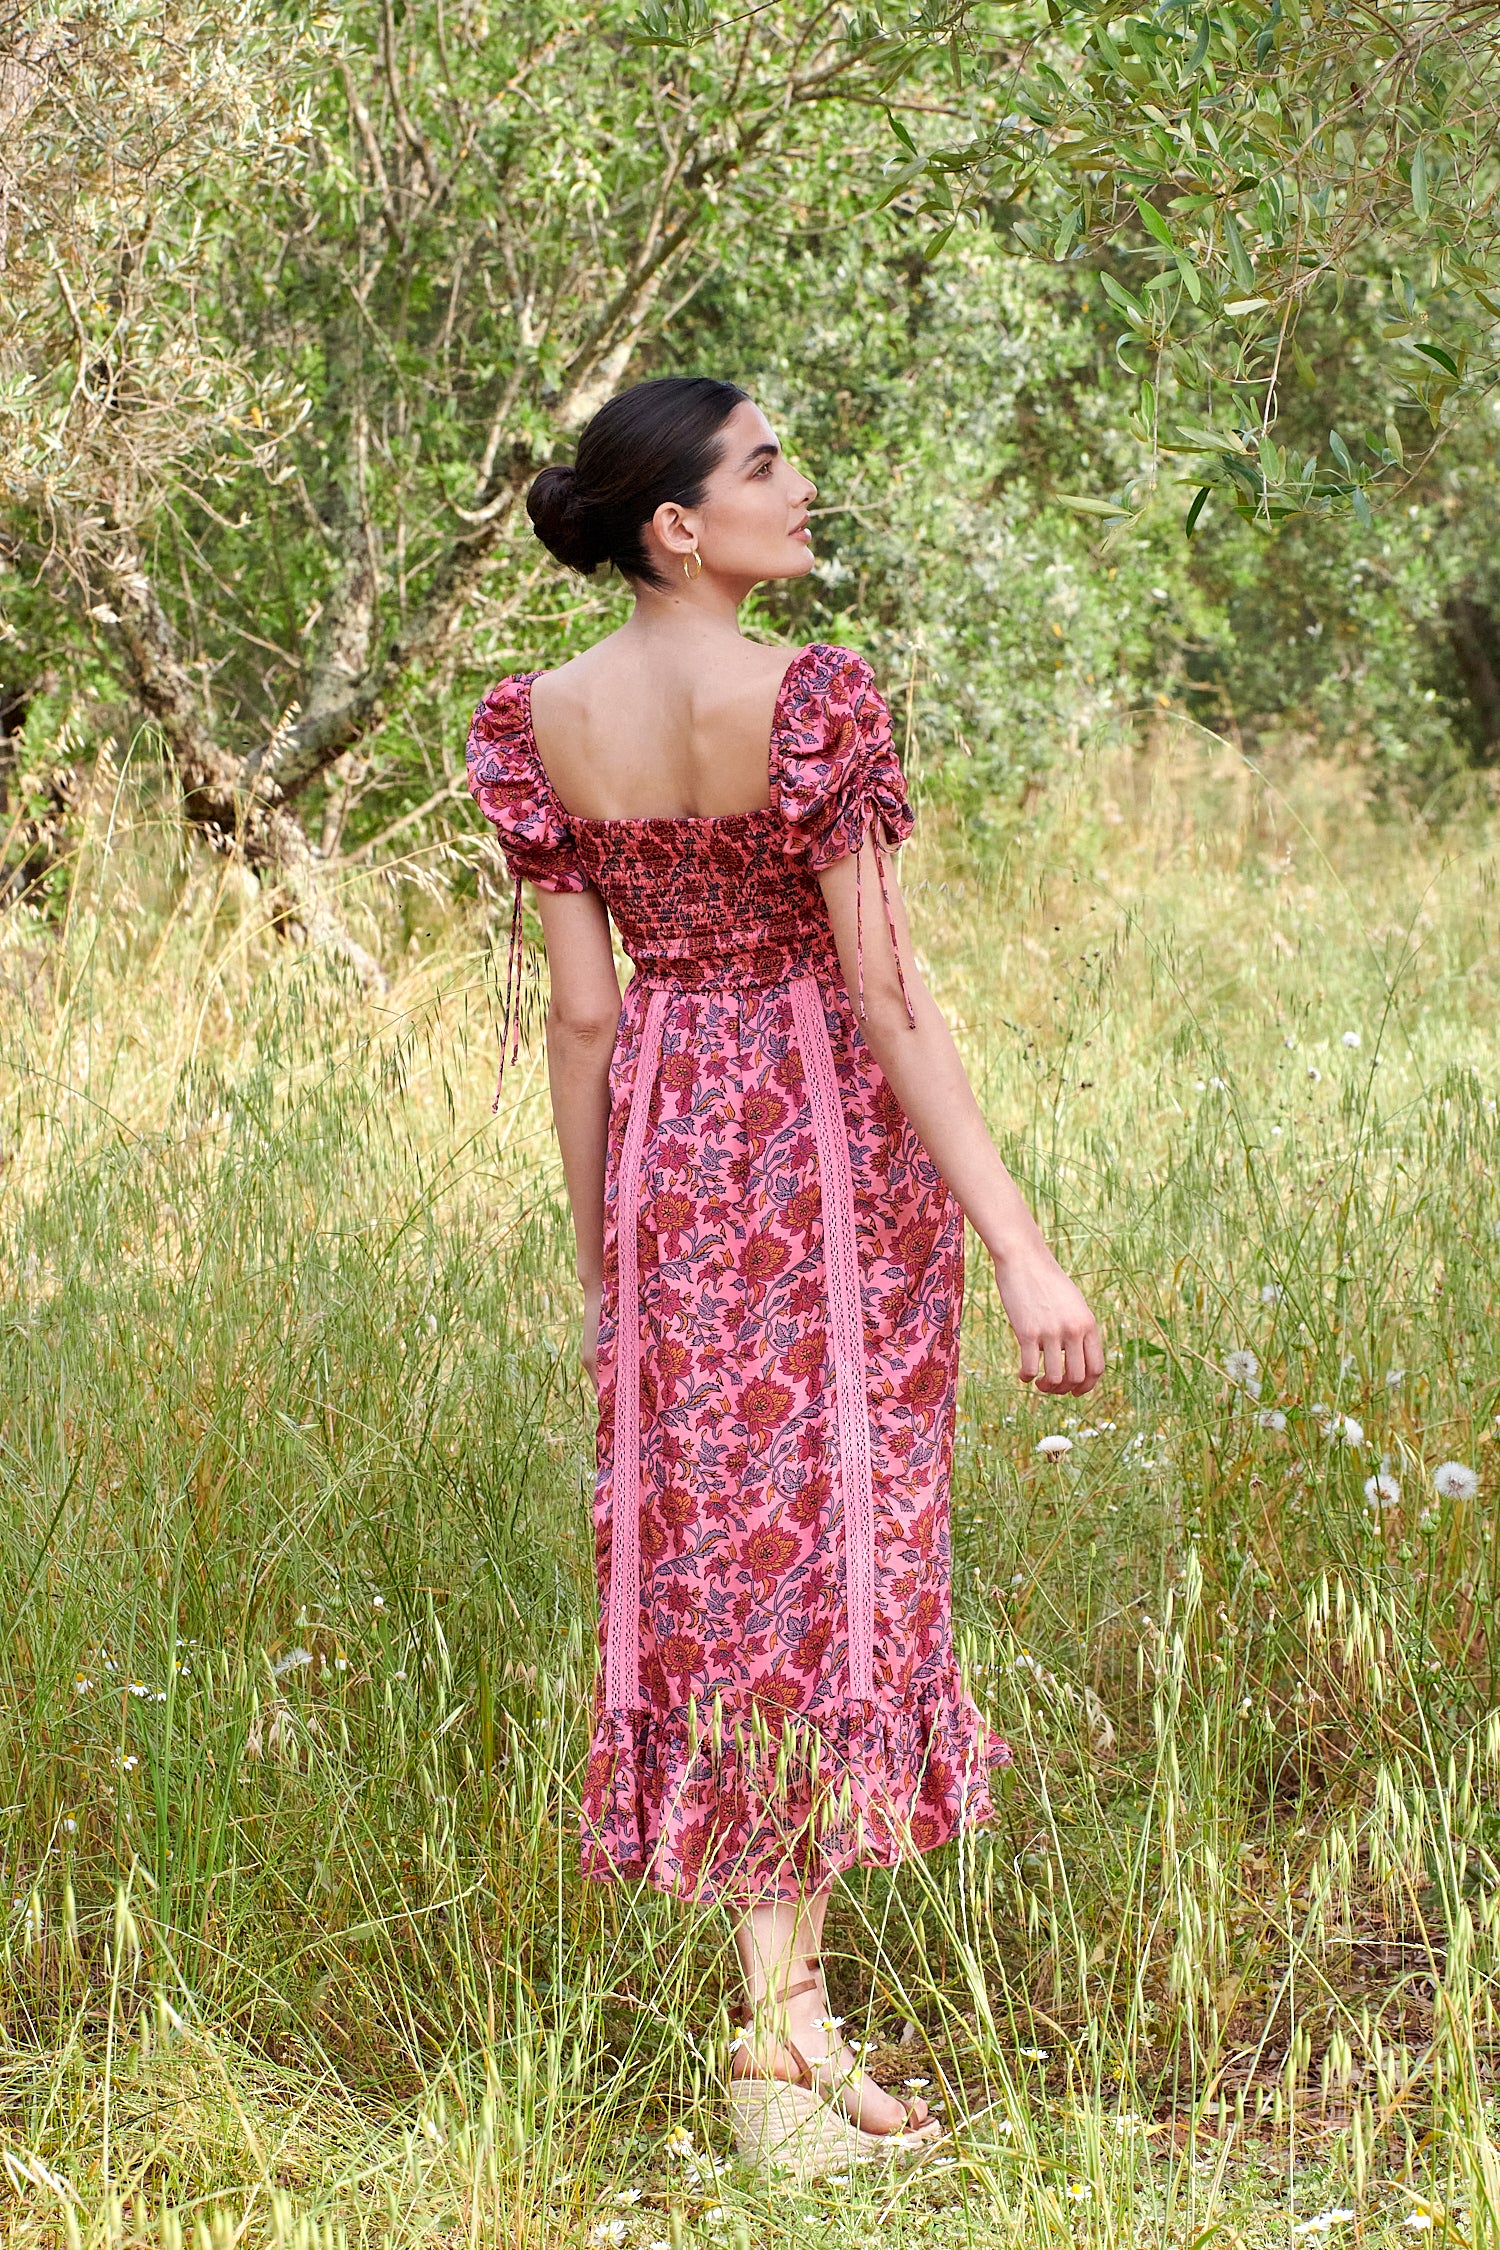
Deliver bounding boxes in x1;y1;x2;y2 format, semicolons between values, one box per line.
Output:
1326;1414;1364;1446
1256;1409;1287;1432
1403;2217;1434;2233
273;1648;313;1678
1067;2181;1092;2201
62;1816;77;1834
1036;1435;1072;1457
1293;2213;1356;2236
1309;1401;1331;1423
815;2015;845;2035
590;2224;628;2246
904;2077;931;2090
700;2209;726;2231
334;1655;349;1671
1386;1368;1405;1386
1433;1462;1479;1501
1364;1473;1401;1510
372;1594;386;1610
119;1753;139;1771
1224;1349;1260;1389
1018;2045;1048;2060
1283;1035;1297;1050
612;2188;643;2206
74;1675;91;1692
1341;1031;1361;1049
664;2124;695;2159
1261;1283;1283;1303
128;1680;149;1698
1307;1066;1321;1081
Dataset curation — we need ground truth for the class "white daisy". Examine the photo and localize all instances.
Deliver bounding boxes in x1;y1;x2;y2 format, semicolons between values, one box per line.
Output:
1364;1473;1401;1509
1432;1461;1479;1501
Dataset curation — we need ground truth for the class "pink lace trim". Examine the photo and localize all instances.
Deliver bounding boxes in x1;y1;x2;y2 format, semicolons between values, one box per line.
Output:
788;974;877;1700
603;986;670;1711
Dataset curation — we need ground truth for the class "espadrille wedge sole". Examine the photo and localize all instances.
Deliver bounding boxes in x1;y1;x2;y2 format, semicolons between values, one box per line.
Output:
727;2076;940;2180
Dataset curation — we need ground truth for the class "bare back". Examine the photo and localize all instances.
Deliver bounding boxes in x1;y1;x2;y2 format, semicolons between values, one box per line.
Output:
527;631;802;822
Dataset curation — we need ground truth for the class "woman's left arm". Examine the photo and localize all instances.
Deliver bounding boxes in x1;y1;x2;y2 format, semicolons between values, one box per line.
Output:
533;887;622;1392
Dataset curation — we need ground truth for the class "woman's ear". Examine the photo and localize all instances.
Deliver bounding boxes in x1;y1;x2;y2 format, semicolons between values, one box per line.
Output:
650;500;700;559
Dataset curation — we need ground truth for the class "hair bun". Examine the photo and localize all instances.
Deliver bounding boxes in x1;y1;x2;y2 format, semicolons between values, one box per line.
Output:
526;463;605;575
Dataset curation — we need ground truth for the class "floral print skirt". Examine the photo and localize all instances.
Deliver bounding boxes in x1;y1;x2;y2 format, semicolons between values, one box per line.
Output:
580;940;1011;1904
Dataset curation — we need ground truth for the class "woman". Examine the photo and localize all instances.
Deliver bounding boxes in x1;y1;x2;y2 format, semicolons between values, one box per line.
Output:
466;376;1103;2177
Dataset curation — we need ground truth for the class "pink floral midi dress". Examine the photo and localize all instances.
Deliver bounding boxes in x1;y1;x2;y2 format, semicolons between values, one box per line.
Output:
467;642;1010;1904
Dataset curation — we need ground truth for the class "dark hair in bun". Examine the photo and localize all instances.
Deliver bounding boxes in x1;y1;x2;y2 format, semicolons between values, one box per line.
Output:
526;375;748;590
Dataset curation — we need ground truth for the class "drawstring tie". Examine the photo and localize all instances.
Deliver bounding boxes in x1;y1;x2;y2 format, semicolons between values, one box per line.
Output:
853;818;916;1030
492;870;525;1113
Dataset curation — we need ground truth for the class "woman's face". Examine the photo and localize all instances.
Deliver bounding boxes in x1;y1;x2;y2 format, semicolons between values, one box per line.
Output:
652;399;817;590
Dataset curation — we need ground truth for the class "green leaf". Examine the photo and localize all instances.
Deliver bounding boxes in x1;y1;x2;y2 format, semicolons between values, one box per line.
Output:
1351;486;1373;528
1384;418;1405;466
1099;272;1149;320
1222;213;1256;293
1328;429;1354;474
1055;493;1133;517
1134;196;1178;252
1172;422;1249;454
1410;141;1429;220
1223;297;1270;315
1185;485;1212;536
886;109;918;157
1412;340;1460;377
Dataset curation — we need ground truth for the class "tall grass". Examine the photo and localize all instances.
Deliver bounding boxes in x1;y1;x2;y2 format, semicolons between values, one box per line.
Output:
2;735;1498;2250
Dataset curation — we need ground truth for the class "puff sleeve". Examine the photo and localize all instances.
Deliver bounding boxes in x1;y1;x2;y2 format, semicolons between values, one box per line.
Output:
775;645;914;872
465;674;591;894
776;645;917;1024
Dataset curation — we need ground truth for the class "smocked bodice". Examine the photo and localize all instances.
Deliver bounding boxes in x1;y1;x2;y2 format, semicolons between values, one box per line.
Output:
562;810;834;982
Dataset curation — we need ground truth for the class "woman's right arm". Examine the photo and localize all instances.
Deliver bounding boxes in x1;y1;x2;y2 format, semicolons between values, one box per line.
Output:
817;842;1104;1397
533;887;622;1392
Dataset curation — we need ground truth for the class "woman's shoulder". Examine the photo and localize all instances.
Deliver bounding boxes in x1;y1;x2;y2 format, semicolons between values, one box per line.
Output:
785;641;881;699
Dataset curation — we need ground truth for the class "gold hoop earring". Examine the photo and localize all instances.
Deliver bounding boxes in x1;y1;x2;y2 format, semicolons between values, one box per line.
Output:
682;548;702;583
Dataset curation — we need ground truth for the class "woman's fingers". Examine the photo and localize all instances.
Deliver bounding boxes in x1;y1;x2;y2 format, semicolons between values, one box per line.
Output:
1027;1322;1106;1394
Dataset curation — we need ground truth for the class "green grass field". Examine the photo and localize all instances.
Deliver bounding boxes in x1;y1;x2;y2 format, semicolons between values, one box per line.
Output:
3;732;1499;2250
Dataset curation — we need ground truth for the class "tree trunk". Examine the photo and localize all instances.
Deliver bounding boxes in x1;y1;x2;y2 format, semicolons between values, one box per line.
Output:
1445;594;1500;763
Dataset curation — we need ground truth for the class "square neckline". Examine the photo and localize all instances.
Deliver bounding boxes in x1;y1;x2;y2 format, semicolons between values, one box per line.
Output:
517;641;824;831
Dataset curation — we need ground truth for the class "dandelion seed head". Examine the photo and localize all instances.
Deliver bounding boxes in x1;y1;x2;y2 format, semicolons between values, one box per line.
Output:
1256;1408;1287;1431
1327;1413;1364;1446
1036;1434;1072;1457
1261;1283;1283;1303
1433;1461;1479;1501
1365;1473;1402;1509
1341;1030;1361;1049
273;1647;312;1678
1224;1349;1260;1387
